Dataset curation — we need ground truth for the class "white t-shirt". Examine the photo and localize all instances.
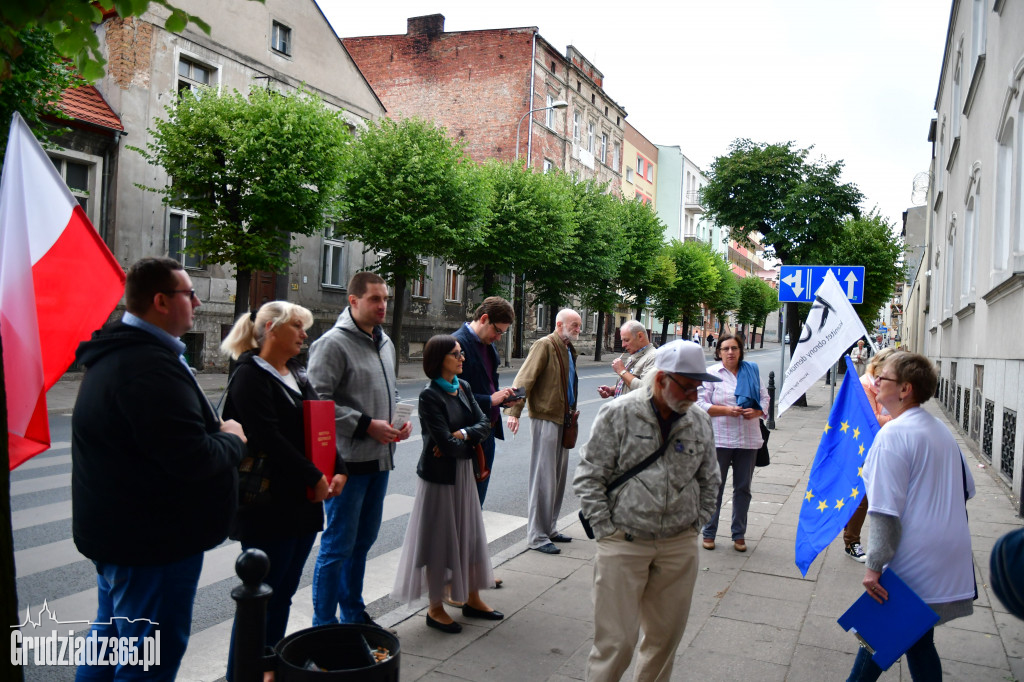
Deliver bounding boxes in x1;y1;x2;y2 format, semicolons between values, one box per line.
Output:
865;407;976;604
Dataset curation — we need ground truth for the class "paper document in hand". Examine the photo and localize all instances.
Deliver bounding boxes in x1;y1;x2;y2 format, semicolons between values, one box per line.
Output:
392;402;414;428
777;270;868;416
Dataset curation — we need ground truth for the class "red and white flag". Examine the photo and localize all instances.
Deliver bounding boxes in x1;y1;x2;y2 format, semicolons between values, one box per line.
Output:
0;112;125;468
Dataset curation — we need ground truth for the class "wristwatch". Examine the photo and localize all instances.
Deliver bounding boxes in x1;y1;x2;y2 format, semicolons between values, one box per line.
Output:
459;428;467;439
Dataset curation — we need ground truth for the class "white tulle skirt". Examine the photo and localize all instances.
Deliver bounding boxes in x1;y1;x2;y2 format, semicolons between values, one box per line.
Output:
391;458;494;604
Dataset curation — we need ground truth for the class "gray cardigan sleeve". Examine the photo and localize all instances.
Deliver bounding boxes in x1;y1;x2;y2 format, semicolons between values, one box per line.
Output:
865;511;902;573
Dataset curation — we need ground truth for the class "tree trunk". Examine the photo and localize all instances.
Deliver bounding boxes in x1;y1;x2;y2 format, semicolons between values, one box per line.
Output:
594;308;605;362
548;301;556;333
513;274;525;359
234;269;253;321
661;317;670;345
787;301;808;407
634;306;643;321
759;316;768;348
482;268;496;297
390;275;408;371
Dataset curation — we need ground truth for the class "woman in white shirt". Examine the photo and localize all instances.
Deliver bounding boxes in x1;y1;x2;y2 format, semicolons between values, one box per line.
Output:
695;333;769;552
849;351;974;681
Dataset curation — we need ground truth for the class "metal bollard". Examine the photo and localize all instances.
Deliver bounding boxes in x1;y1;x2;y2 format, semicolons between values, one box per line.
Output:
231;549;273;682
767;371;776;430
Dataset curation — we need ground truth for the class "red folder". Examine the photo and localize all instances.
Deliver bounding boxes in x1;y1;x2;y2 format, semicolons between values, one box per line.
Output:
304;400;336;500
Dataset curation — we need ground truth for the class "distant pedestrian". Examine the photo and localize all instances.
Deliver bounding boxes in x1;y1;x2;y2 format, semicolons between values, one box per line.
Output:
850;339;869;376
574;340;721;682
707;333;715;348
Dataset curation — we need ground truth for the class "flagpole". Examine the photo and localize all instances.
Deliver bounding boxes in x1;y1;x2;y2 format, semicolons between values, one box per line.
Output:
831;360;838;406
779;305;786;392
1;333;26;682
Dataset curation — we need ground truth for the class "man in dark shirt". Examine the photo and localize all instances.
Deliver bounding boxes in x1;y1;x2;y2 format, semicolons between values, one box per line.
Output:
452;296;519;505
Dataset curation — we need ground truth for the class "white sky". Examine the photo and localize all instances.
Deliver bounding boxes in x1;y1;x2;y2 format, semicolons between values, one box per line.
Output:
316;1;951;230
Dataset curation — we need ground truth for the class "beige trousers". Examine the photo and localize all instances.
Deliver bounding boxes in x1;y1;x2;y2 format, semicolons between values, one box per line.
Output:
586;528;699;682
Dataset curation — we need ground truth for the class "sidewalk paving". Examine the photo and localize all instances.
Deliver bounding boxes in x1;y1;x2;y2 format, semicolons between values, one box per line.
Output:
375;379;1024;682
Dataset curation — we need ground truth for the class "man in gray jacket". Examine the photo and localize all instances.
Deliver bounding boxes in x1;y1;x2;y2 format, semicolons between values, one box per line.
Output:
309;272;412;627
574;340;721;682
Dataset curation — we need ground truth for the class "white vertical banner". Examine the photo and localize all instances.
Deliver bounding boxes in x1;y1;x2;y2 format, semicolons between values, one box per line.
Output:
777;270;869;415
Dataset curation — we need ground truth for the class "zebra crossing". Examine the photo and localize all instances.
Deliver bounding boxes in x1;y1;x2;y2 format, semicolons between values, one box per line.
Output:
11;441;528;681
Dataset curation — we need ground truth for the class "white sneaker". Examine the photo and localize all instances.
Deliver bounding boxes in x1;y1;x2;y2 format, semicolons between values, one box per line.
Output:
845;543;867;563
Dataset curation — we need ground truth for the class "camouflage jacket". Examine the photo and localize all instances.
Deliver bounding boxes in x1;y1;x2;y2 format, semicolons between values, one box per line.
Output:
573;381;720;540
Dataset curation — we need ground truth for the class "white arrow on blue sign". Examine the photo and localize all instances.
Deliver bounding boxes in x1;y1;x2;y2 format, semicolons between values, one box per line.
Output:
778;265;865;304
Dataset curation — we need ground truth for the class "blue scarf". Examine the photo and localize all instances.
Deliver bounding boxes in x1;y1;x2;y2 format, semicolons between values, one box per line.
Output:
433;376;460;394
734;361;761;409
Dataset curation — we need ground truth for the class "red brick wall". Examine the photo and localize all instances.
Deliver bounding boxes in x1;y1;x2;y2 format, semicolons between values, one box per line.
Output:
343;28;537;164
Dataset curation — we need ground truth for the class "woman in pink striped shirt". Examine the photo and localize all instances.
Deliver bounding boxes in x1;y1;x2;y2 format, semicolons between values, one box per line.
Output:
696;333;770;552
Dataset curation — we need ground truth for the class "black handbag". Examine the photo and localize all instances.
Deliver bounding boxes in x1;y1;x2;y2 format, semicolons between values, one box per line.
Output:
756;420;770;467
238;451;272;505
579;438;671;539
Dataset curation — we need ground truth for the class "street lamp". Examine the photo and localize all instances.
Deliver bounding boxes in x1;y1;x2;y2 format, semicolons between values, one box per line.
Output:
515;100;568;165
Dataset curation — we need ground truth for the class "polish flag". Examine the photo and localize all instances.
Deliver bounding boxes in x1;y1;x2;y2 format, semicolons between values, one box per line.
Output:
1;112;125;468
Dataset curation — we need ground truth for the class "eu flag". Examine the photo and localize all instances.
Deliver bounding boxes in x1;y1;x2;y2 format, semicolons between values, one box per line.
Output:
795;356;881;576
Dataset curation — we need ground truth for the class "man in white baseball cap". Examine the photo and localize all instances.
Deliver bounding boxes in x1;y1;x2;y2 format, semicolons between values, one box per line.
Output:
573;341;721;681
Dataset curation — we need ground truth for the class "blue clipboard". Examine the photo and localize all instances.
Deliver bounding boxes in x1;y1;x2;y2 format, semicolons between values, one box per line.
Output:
837;569;940;670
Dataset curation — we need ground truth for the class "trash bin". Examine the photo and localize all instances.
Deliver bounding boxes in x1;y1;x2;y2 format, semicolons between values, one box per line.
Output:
274;624;400;681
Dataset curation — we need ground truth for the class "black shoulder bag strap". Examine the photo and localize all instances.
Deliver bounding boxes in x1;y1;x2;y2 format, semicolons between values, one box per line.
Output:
607;437;672;494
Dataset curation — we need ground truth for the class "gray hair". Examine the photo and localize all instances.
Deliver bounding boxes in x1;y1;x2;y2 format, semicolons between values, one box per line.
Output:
621;320;646;337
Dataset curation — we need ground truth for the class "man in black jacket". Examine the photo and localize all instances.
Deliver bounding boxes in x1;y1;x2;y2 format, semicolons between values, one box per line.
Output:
72;257;247;680
452;296;518;505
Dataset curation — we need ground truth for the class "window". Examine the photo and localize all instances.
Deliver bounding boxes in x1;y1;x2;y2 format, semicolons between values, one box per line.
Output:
572;111;580;143
271;21;292;56
625;166;634;183
535;303;546;329
612;142;620;171
321;223;345;287
177;55;214;94
636;155;645;178
49;156;92;215
444;265;463;302
542;158;554;173
646;163;653;182
994;119;1013;273
168;210;202;269
600;134;607;164
545;95;556;128
411;260;428;298
942;222;955;316
970;0;986;72
961;193;978;302
952;53;962;139
587;121;595;153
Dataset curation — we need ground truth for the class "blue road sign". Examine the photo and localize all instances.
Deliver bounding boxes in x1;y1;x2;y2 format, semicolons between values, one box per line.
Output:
778;265;865;304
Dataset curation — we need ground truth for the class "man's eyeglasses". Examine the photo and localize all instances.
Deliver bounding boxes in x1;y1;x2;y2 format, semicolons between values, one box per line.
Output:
665;374;700;395
489;322;510;337
163;289;197;301
448;350;466;358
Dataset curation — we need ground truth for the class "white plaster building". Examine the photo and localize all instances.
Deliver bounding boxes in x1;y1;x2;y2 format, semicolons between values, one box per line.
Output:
923;0;1024;504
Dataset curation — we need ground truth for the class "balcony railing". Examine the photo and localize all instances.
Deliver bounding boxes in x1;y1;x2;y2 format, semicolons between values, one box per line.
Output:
684;191;704;212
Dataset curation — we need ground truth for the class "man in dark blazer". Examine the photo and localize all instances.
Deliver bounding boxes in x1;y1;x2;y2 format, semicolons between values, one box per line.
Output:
452;296;519;505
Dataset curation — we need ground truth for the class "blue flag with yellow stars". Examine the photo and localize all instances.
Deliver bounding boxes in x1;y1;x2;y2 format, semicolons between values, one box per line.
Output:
795;356;881;576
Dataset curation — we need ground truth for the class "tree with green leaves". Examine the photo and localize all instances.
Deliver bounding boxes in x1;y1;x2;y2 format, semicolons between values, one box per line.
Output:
702;139;862;403
0;27;76;167
616;198;670;320
704;251;740;336
456;159;574;298
132;85;351;321
655;239;720;341
0;1;261;81
736;275;780;348
336;116;488;362
827;210;906;332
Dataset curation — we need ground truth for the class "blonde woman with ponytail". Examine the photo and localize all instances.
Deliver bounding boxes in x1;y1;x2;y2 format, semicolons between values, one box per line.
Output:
222;301;347;681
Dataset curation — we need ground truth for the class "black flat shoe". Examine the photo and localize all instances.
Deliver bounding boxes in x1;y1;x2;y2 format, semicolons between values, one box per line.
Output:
462;604;504;620
532;542;560;554
426;614;462;633
550;533;573;543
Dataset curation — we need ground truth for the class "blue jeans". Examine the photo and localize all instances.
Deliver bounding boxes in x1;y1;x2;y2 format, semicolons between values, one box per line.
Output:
225;532;317;681
311;470;389;625
75;553;203;682
847;628;941;681
475;432;496;506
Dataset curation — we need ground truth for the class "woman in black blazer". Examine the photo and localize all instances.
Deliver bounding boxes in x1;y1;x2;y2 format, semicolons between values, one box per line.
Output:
221;301;347;680
392;334;503;633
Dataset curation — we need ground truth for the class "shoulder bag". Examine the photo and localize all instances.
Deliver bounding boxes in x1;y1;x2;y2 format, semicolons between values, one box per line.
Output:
579;438;671;539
